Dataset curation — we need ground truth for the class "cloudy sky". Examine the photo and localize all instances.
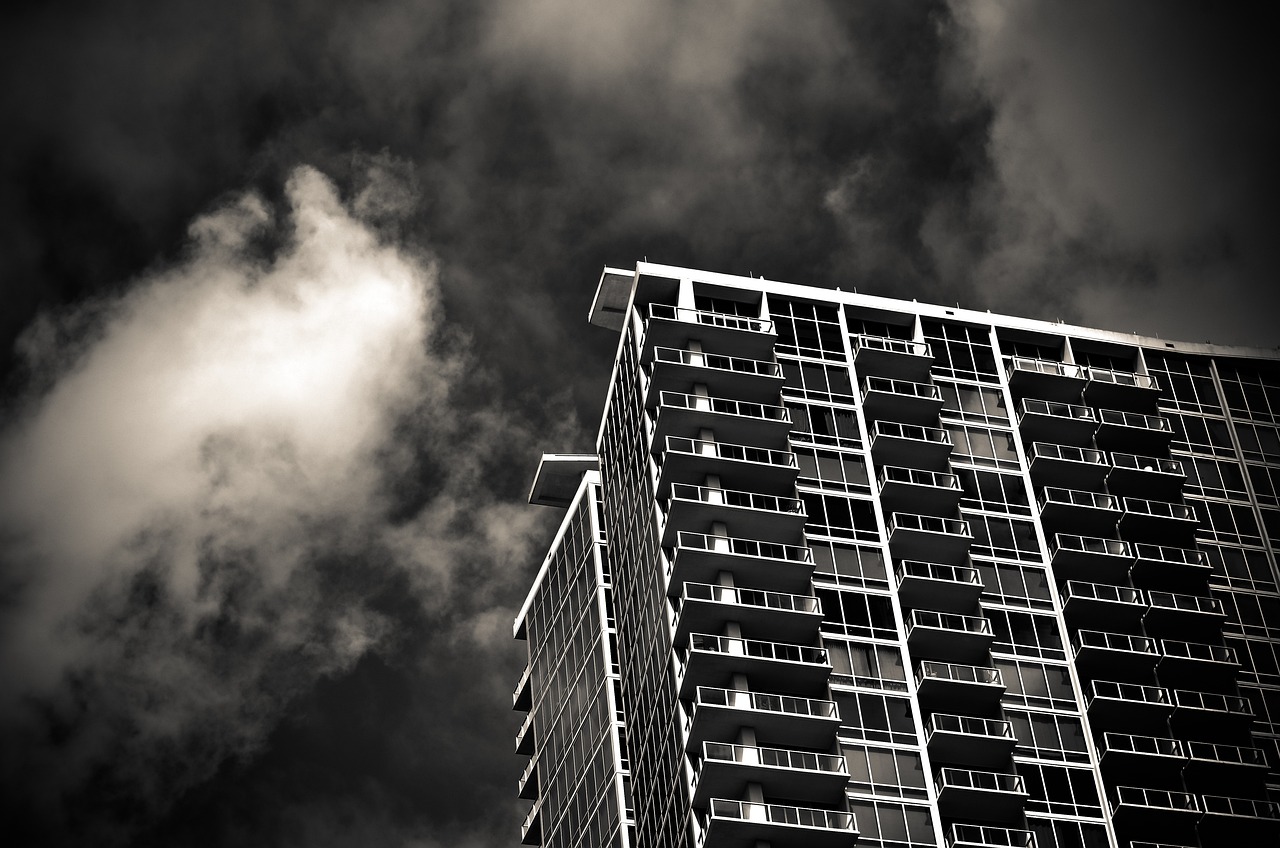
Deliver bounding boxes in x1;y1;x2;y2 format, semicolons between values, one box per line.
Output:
0;1;1276;846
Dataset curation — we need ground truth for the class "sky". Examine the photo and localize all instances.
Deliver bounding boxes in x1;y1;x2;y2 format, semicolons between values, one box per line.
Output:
0;1;1276;846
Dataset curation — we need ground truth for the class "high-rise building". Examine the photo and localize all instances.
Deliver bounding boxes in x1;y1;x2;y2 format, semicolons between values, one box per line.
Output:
513;262;1280;848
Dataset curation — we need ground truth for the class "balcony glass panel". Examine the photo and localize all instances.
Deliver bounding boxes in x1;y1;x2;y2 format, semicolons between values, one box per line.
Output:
702;742;846;775
948;823;1035;848
649;303;774;335
1097;409;1172;432
652;346;781;377
685;633;827;666
682;582;820;614
1007;357;1084;379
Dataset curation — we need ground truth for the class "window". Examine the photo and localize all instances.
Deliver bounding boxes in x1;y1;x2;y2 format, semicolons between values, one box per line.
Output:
937;381;1009;422
1005;709;1089;762
834;691;918;745
944;424;1021;470
1248;464;1280;508
787;401;862;448
922;320;999;383
1184;456;1250;501
1227;635;1280;685
1195;499;1263;546
1234;420;1280;464
794;446;870;492
780;358;855;402
1026;818;1110;848
817;588;898;640
772;298;845;360
811;541;889;588
1146;352;1222;414
986;609;1065;660
994;659;1078;710
802;492;880;542
845;311;913;340
693;294;759;318
1217;588;1280;640
1205;543;1278;593
1072;347;1134;371
966;514;1042;561
845;800;937;847
975;561;1053;610
956;468;1032;515
1169;414;1235;457
1217;361;1280;422
843;745;928;799
826;638;907;691
1016;762;1103;817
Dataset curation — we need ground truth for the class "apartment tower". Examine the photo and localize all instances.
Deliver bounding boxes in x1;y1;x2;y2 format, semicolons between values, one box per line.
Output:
513;262;1280;848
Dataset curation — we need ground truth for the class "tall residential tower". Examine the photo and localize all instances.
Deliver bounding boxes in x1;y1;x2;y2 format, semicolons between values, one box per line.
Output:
514;263;1280;848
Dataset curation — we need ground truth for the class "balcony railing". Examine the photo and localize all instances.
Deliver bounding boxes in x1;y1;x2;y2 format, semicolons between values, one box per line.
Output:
1028;442;1109;488
1073;630;1159;678
1101;732;1184;760
683;582;820;614
935;768;1028;819
1095;408;1173;450
908;610;994;663
860;375;945;424
702;742;846;776
1107;452;1185;491
928;713;1017;767
1187;740;1267;768
1144;590;1225;634
948;823;1036;848
669;532;814;595
879;465;962;489
657;391;791;423
686;686;840;751
1050;533;1132;579
1061;581;1145;625
1017;398;1097;444
1131;542;1211;585
1086;680;1172;729
652;391;792;446
888;513;973;562
686;633;826;663
916;662;1005;710
1199;795;1280;818
1112;785;1198;813
690;686;838;720
664;482;806;543
869;420;953;468
1007;357;1084;379
1198;795;1280;841
644;303;776;360
652;346;781;377
1169;688;1254;719
701;799;856;843
895;560;983;613
1039;487;1121;534
850;335;934;380
1158;640;1239;686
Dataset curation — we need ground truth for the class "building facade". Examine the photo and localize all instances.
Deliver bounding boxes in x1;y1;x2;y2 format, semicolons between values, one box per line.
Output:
514;262;1280;848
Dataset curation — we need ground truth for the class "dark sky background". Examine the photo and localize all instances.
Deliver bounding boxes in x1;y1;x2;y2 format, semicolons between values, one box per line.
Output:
0;2;1276;846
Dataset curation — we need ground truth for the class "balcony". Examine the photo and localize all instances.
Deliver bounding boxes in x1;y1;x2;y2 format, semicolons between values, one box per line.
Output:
870;420;953;467
1038;487;1122;536
1169;689;1255;737
651;391;792;448
693;742;848;807
684;686;840;752
1198;795;1280;843
1027;443;1109;489
935;768;1029;822
916;662;1006;712
1156;640;1239;687
878;466;963;515
1106;453;1186;498
895;560;984;614
657;436;798;496
927;713;1017;768
1143;591;1225;637
1094;409;1173;452
1083;367;1160;410
1086;680;1172;731
647;346;785;409
1061;581;1146;629
678;633;831;698
1049;534;1132;581
518;757;538;801
1005;356;1086;402
1117;498;1198;545
674;583;822;647
851;335;934;380
888;513;973;563
907;610;994;663
698;798;857;848
513;663;532;711
1130;543;1212;589
860;376;944;424
663;483;806;545
642;303;777;361
668;532;815;596
515;709;535;755
1184;741;1269;784
1072;630;1160;680
1099;732;1186;776
1110;787;1199;840
948;824;1036;848
1017;398;1097;446
520;799;542;845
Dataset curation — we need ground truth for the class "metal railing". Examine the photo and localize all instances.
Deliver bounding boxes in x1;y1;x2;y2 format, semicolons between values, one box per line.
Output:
1074;630;1157;655
931;713;1015;739
664;436;797;469
674;531;813;564
656;391;791;423
1169;689;1253;716
890;512;973;537
897;560;981;586
1089;680;1169;705
862;375;942;401
1109;452;1184;475
1102;733;1183;757
1020;398;1095;422
1147;591;1222;616
648;303;773;335
1097;408;1172;432
701;742;846;775
1113;786;1197;811
936;768;1025;794
690;686;838;720
1029;442;1107;464
851;335;932;358
1040;487;1119;510
703;799;855;832
651;345;782;378
872;419;953;444
1160;640;1237;664
910;610;992;636
681;582;820;615
948;824;1036;847
1085;367;1159;391
917;661;1003;687
1052;534;1131;558
880;465;961;490
1062;581;1143;605
1122;497;1197;522
1006;357;1083;379
1186;741;1266;766
1133;543;1207;567
1199;795;1280;818
685;633;827;666
669;483;804;515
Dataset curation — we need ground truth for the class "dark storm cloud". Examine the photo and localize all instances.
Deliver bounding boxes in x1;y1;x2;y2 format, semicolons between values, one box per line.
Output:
0;1;1275;846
